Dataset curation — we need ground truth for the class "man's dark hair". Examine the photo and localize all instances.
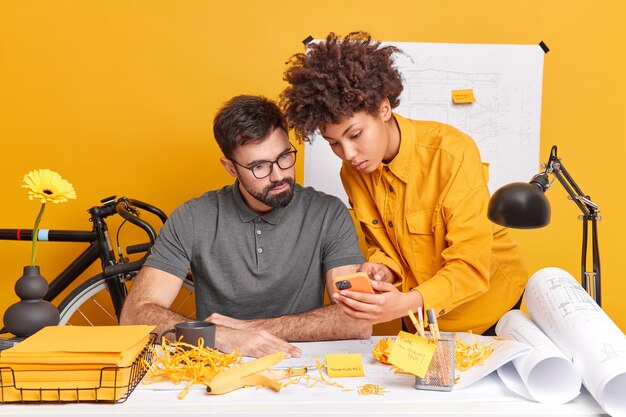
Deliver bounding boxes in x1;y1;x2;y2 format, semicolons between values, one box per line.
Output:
213;95;288;158
280;31;404;142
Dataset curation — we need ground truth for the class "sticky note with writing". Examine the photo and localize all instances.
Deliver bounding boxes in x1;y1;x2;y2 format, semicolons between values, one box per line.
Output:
325;353;365;378
387;331;437;378
451;89;476;104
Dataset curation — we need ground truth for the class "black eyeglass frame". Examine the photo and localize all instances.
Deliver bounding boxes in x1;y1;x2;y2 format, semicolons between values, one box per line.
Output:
229;144;298;179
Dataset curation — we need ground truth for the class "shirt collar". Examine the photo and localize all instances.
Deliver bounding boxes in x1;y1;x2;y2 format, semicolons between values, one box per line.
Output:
232;180;289;225
375;113;414;184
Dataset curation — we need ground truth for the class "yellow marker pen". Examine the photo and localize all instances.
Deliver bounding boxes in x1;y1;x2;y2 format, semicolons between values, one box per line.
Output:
407;310;425;338
417;307;425;337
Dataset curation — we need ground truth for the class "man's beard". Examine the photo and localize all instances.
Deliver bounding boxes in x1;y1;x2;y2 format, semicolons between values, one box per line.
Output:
249;177;295;208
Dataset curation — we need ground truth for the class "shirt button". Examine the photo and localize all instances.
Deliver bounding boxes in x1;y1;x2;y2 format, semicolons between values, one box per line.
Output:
257;248;263;253
384;166;390;172
388;185;394;192
388;221;393;228
256;230;261;235
372;219;379;225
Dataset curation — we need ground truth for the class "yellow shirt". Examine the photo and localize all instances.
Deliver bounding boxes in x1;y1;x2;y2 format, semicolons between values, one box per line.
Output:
340;114;528;334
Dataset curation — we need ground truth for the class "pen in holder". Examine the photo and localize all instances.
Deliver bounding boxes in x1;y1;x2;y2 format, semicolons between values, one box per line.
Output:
414;332;455;392
405;309;455;391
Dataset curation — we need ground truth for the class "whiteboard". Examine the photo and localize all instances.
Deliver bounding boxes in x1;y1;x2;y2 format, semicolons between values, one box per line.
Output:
303;42;545;206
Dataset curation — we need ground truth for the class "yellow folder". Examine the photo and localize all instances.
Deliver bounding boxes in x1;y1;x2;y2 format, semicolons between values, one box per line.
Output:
0;325;154;402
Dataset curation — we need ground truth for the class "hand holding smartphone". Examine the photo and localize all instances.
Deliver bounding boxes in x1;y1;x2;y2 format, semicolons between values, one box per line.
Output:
332;272;374;294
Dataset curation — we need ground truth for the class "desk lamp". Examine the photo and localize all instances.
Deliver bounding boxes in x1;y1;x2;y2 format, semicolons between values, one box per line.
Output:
487;145;602;306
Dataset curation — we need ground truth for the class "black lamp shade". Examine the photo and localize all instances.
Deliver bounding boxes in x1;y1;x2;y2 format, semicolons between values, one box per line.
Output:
488;182;551;229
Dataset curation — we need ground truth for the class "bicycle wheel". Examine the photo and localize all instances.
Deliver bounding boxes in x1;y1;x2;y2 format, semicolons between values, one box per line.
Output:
57;274;196;326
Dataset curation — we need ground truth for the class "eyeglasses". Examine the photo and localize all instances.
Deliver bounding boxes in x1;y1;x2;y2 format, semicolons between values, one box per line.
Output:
230;145;298;179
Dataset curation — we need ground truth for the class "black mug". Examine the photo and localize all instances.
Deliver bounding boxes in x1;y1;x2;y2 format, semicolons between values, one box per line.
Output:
161;321;216;348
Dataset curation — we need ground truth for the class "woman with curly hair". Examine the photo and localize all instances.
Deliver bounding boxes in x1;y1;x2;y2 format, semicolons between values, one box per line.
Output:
280;31;528;335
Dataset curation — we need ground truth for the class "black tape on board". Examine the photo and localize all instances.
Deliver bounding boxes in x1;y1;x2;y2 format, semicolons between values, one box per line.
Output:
302;35;314;45
539;41;550;54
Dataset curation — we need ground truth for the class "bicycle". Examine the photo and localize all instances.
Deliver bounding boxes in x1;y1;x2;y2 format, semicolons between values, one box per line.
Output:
0;196;195;330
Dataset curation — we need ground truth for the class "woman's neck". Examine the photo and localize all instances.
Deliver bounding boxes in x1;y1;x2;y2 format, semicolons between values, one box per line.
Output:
382;115;401;164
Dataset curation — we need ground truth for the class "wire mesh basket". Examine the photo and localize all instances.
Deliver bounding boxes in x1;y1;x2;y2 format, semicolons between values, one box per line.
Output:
414;336;455;392
0;333;155;403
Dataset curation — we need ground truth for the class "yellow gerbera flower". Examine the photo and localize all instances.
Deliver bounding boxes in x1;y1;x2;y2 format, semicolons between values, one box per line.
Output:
22;169;77;204
21;169;77;265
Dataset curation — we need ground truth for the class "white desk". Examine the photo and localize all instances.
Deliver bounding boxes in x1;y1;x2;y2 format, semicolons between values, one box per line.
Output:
1;337;610;417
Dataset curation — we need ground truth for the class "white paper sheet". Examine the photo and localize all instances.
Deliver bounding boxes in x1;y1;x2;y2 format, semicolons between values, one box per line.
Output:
452;332;531;390
139;335;528;393
275;338;374;369
524;267;626;416
495;309;581;403
283;334;530;390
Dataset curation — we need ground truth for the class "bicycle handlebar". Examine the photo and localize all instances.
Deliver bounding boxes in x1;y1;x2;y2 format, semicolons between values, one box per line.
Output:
102;197;168;278
129;199;168;224
115;200;158;244
126;243;151;254
104;197;161;277
104;258;146;277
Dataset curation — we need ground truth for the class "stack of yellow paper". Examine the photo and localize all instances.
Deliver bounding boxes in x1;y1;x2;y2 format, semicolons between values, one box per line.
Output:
0;325;154;402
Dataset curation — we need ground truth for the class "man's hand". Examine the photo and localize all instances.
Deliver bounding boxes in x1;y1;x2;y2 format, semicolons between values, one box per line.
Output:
213;325;302;359
332;280;422;324
358;262;397;284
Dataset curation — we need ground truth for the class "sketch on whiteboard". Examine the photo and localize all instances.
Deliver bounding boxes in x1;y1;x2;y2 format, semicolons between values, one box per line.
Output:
304;42;545;206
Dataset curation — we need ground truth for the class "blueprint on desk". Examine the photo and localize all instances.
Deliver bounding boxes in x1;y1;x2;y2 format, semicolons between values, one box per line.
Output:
304;41;545;205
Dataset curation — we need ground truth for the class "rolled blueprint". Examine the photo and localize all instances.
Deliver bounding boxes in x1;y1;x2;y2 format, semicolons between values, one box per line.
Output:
495;309;581;404
524;267;626;416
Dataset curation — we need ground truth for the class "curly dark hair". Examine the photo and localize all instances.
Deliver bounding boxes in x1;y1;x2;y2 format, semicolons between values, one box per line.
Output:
280;31;404;142
213;95;287;159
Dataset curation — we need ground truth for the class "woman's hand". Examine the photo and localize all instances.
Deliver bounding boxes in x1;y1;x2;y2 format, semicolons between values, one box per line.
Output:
332;280;422;324
358;262;397;283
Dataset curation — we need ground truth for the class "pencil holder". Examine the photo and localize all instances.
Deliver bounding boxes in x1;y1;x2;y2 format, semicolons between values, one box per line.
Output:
414;336;455;392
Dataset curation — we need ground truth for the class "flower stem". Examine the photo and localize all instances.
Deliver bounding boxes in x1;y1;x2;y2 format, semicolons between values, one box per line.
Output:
31;203;46;266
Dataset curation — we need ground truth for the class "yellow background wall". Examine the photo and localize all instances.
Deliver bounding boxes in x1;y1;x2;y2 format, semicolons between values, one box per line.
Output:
1;1;625;332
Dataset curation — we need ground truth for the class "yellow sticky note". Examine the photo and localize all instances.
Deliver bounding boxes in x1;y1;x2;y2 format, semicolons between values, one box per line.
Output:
387;331;437;378
452;89;475;104
325;353;365;378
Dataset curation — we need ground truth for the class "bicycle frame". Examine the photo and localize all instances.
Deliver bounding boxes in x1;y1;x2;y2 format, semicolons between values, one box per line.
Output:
1;196;167;325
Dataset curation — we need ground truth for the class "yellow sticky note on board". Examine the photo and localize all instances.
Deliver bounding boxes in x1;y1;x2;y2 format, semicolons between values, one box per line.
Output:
325;353;365;377
452;89;475;103
387;331;437;378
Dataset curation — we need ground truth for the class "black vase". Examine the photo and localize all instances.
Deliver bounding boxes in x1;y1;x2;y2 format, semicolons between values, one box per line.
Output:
3;265;60;337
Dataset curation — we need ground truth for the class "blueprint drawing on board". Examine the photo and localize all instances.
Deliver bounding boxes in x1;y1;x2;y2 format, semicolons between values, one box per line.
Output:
304;41;545;206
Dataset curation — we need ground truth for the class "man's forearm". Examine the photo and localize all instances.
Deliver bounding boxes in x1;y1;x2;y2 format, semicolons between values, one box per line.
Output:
120;302;191;340
211;304;372;342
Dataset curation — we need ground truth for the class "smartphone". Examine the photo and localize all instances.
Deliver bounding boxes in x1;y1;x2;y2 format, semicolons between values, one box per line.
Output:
333;272;375;294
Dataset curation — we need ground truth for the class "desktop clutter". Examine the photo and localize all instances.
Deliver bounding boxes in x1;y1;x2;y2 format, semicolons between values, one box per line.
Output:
1;267;625;417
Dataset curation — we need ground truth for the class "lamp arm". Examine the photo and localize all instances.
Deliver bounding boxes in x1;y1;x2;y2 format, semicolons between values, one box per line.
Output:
544;148;601;306
548;159;600;220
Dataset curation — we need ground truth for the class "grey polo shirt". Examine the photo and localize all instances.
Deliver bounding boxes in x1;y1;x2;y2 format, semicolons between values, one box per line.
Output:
144;182;364;320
